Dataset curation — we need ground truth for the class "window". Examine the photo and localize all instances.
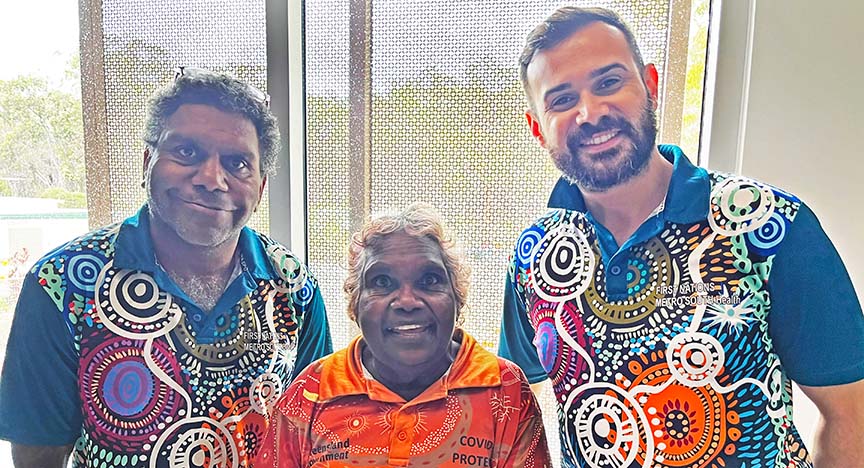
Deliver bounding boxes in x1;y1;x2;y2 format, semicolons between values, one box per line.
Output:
303;0;711;462
1;0;711;464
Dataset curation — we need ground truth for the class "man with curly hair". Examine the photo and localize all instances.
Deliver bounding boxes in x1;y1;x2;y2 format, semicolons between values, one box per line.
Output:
0;68;332;467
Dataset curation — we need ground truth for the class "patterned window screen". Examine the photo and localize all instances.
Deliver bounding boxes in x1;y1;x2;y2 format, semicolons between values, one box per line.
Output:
81;0;269;232
305;0;709;463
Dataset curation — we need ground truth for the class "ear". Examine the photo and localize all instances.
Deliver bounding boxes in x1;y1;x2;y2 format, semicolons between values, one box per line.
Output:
255;176;268;212
525;110;547;149
643;63;660;109
142;147;152;188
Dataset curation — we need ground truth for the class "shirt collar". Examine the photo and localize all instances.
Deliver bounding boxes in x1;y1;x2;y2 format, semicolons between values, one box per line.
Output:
316;330;501;404
547;144;710;224
113;204;278;281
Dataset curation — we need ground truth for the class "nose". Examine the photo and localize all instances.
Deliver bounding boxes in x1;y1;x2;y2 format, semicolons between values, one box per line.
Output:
390;284;423;312
191;154;229;192
574;93;608;127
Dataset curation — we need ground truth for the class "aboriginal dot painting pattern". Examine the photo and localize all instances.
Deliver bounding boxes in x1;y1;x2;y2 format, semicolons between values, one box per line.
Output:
511;173;813;468
32;224;314;467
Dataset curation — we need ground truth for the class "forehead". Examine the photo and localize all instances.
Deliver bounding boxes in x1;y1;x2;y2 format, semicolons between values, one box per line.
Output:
363;232;446;270
162;104;259;150
525;21;638;97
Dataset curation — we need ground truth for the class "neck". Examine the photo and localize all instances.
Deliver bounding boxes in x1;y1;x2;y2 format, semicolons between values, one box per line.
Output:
362;339;460;402
581;148;673;246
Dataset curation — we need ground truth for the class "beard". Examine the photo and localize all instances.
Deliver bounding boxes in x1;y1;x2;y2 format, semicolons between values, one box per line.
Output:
145;173;245;249
551;99;658;193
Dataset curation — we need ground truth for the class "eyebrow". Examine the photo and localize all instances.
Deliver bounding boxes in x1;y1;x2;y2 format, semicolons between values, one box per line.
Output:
542;63;629;103
590;63;627;79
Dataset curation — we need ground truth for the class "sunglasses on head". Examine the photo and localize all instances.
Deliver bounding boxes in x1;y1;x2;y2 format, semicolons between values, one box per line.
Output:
173;66;271;108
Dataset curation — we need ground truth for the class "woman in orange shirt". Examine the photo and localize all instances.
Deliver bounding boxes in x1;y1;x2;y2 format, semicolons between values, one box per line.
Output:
255;204;550;468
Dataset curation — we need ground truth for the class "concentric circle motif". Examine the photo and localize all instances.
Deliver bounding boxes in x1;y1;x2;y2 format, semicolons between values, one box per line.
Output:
530;223;596;303
152;418;238;468
709;177;775;236
344;413;369;436
566;387;651;468
516;225;545;268
745;211;787;256
292;279;315;307
641;383;729;467
266;244;307;293
535;319;560;374
667;333;725;387
531;300;591;398
234;412;267;461
249;373;283;416
67;253;106;292
95;261;183;339
81;337;183;444
620;351;736;468
583;238;673;326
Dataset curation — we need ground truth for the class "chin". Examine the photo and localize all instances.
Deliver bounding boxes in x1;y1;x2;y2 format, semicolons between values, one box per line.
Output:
174;225;238;248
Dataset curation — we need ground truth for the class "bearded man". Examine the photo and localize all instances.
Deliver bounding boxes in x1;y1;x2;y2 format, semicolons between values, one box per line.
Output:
499;7;864;468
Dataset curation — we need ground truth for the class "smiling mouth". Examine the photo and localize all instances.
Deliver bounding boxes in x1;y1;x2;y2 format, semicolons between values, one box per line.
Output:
387;324;432;335
184;200;230;212
580;129;621;146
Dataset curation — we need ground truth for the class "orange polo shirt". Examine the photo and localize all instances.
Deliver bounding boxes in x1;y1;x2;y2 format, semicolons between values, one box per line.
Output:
255;330;550;468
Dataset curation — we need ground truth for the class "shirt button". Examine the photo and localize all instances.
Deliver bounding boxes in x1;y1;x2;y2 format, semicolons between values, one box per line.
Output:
397;431;407;441
610;265;622;275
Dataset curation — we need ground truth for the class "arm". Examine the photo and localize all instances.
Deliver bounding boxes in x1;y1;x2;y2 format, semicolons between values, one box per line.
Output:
291;283;333;380
797;380;864;468
498;378;552;468
498;268;548;385
0;272;82;447
254;380;312;468
11;444;72;468
767;202;864;386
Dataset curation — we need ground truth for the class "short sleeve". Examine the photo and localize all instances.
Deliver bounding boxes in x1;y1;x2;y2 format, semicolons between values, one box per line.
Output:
0;272;82;445
498;268;548;384
768;202;864;386
292;285;332;380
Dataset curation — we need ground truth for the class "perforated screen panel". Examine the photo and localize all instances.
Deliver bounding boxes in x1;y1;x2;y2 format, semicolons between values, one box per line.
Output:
89;0;269;231
305;1;696;463
306;0;676;360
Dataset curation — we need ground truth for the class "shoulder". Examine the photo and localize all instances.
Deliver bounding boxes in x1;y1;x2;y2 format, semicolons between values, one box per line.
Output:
707;171;803;226
512;209;593;265
27;222;122;296
249;229;319;290
704;172;809;257
275;354;330;414
30;223;121;273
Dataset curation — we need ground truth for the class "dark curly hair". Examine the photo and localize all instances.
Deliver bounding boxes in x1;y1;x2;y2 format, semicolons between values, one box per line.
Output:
142;69;280;176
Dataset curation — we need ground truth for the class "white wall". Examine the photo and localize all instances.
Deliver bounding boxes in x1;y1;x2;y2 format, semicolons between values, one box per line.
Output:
744;1;863;292
708;0;864;448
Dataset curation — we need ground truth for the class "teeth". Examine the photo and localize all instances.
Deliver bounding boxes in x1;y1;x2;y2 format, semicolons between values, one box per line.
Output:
391;324;425;332
582;130;619;146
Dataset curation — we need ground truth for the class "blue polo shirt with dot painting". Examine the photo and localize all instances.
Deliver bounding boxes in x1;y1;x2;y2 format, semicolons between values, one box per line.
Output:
0;206;332;467
499;145;864;468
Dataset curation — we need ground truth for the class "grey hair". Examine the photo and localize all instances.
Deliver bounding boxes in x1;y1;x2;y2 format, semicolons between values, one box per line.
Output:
142;69;280;176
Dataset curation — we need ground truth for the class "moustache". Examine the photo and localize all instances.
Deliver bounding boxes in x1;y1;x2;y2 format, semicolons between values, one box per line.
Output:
177;190;235;211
